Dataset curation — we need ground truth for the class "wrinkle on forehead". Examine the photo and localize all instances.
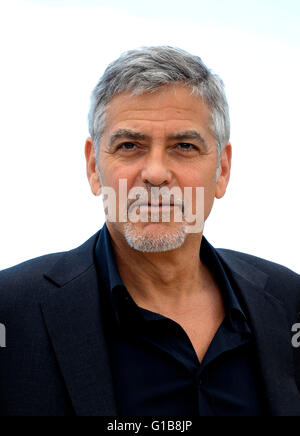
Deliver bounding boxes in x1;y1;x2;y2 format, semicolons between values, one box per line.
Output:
102;84;214;146
106;85;209;117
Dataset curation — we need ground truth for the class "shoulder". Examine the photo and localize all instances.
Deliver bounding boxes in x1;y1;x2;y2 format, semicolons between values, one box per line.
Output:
0;252;71;342
217;248;299;279
0;252;66;305
216;247;300;306
0;230;100;309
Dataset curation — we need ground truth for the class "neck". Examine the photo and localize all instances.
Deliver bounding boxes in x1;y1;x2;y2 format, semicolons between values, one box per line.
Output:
106;222;209;312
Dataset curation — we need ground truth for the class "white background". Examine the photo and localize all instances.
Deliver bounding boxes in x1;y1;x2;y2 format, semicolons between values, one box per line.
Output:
0;0;299;272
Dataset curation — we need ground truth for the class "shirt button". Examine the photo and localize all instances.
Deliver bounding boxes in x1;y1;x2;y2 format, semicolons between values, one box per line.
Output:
195;372;203;385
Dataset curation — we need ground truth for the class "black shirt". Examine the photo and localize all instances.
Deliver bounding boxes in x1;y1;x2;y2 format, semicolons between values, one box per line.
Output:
95;223;267;416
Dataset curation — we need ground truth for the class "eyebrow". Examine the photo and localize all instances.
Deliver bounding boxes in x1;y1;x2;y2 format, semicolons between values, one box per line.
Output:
167;130;208;151
109;129;149;149
108;128;208;151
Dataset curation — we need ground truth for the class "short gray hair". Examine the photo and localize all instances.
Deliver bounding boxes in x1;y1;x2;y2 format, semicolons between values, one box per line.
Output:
88;46;230;165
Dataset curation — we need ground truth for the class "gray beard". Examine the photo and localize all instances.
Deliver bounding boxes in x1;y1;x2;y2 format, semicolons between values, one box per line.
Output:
123;222;188;253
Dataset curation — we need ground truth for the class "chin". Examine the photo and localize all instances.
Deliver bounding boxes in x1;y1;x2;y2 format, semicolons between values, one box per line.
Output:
122;221;188;253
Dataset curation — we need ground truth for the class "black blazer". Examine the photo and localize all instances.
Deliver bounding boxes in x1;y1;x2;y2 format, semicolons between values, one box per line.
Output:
0;229;299;416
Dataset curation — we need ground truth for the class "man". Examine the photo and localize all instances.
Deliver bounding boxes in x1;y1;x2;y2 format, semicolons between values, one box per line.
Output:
0;46;299;416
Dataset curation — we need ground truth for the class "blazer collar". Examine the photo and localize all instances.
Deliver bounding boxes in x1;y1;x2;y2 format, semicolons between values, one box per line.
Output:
41;229;300;416
217;249;300;416
41;228;118;416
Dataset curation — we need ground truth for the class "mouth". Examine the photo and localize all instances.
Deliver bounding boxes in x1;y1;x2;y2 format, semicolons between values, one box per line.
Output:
129;202;182;211
143;203;175;208
149;203;174;206
137;204;179;214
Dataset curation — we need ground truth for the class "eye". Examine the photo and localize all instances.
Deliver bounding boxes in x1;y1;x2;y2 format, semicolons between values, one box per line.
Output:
117;142;138;152
176;143;198;152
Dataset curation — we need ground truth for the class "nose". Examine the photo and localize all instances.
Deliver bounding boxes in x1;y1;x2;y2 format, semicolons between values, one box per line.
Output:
141;150;172;187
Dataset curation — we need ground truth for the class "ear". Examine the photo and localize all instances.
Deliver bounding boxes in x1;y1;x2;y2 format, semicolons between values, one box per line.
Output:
215;143;232;199
85;137;102;196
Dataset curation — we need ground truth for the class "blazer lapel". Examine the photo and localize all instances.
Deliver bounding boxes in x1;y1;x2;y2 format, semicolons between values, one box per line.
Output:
40;231;118;416
217;250;300;416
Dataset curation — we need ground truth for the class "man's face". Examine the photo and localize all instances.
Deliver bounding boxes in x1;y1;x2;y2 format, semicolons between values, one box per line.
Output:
86;84;231;252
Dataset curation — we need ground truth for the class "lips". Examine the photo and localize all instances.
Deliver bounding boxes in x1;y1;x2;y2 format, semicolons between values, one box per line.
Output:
129;202;181;210
147;203;174;207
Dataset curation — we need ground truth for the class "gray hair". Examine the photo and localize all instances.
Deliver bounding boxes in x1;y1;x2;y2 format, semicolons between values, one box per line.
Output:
88;46;230;167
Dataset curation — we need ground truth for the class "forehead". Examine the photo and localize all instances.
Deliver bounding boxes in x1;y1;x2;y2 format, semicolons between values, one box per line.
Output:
104;84;212;133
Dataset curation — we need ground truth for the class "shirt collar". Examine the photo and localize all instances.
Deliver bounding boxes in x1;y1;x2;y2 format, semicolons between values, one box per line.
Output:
95;223;249;332
96;222;124;291
199;236;248;325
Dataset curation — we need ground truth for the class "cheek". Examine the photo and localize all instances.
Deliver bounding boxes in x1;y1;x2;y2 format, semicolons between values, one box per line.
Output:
101;160;137;190
179;167;216;218
179;165;216;191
